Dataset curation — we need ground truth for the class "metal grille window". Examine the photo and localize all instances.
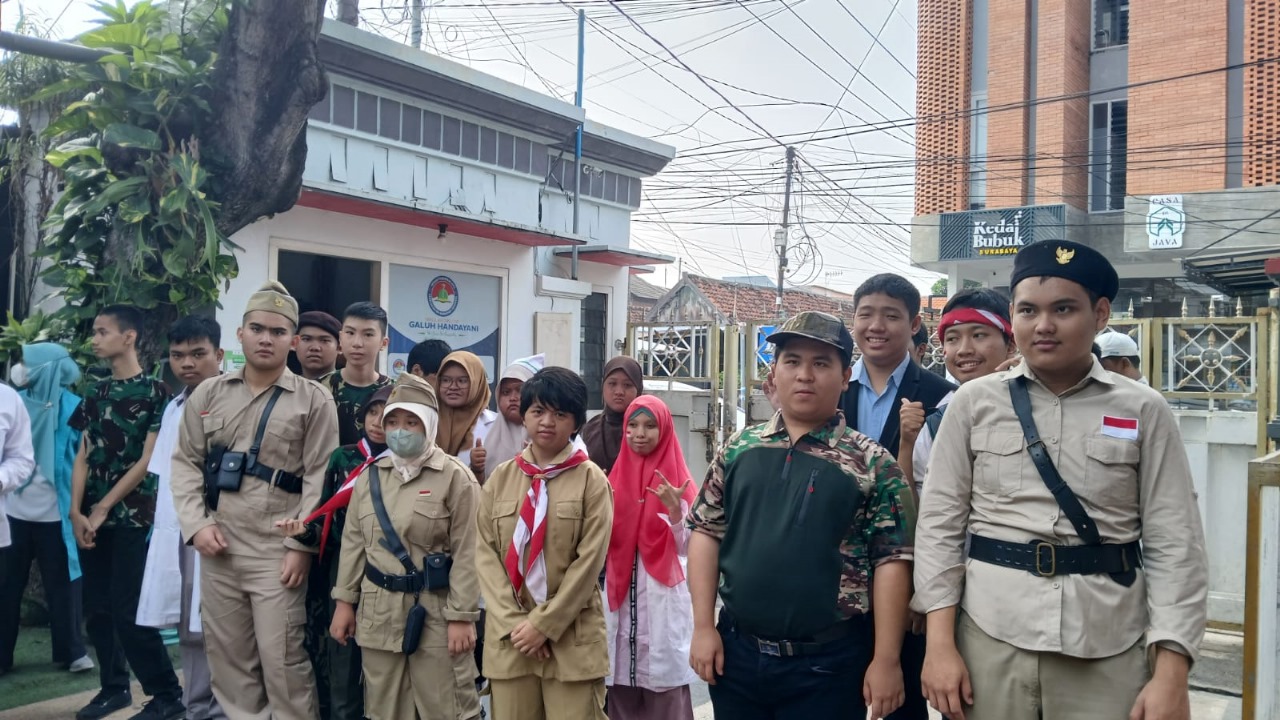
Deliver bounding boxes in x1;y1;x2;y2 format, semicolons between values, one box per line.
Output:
968;97;988;210
1093;0;1129;49
1089;100;1128;212
580;292;609;410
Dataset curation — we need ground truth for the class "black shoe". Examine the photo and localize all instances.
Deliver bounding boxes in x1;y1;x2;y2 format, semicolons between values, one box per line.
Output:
127;696;185;720
75;689;132;720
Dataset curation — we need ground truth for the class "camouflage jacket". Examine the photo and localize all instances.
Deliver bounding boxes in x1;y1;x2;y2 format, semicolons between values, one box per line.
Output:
324;371;392;447
69;374;169;529
687;410;915;639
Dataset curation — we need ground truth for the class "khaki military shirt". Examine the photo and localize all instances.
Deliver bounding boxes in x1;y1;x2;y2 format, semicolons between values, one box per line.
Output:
172;369;339;557
476;445;613;682
913;359;1208;661
332;450;481;653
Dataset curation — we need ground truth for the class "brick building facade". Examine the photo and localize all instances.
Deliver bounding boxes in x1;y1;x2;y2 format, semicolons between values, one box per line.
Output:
910;0;1280;307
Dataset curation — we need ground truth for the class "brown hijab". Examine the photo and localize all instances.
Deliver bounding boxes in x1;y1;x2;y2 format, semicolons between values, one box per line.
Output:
581;356;644;474
435;351;492;457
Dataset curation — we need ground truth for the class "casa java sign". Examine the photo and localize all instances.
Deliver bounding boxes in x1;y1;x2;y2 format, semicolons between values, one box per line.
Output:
971;210;1024;256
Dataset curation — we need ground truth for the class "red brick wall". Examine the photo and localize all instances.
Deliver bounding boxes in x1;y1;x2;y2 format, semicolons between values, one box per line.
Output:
1245;0;1280;186
1034;0;1091;209
1126;0;1228;194
915;0;971;216
985;0;1032;208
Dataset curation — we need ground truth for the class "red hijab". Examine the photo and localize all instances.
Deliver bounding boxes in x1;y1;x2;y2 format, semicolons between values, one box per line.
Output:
605;395;698;611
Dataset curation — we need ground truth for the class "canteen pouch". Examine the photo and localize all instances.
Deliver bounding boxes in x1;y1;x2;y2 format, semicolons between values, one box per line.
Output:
402;603;426;654
423;553;453;591
215;451;247;492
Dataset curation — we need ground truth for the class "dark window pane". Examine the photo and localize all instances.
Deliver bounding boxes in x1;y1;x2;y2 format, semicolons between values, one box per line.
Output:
480;127;498;164
378;98;401;140
461;122;480;160
616;175;629;204
514;137;531;172
562;159;575;189
308;88;330;123
423;111;442;150
402;108;422;145
532;149;549;179
442;116;461;155
590;169;605;198
629;177;642;207
356;92;378;134
332;85;355;128
498;133;515;168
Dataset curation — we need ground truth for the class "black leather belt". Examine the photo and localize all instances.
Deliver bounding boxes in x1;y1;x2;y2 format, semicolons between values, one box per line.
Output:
365;563;425;593
723;611;868;658
245;461;303;494
969;535;1142;577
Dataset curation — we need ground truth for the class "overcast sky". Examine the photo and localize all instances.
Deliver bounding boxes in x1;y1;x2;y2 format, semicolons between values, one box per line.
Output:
7;0;937;293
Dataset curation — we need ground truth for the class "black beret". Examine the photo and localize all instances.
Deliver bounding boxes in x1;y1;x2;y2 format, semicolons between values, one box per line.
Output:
1009;240;1119;301
297;311;342;339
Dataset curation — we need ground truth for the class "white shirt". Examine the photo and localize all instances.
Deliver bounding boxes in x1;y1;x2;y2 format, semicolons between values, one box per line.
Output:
0;384;37;547
137;393;195;630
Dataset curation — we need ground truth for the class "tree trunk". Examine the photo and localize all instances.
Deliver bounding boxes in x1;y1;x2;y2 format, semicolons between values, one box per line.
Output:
207;0;329;240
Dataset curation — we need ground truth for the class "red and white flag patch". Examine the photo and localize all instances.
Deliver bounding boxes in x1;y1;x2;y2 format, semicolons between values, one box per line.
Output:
1101;415;1139;441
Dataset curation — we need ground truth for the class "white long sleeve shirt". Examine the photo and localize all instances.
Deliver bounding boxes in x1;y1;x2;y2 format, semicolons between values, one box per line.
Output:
0;384;38;547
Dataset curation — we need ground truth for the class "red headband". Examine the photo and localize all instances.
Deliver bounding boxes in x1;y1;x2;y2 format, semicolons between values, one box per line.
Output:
937;308;1013;342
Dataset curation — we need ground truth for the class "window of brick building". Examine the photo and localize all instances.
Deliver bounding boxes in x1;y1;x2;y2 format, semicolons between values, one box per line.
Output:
1093;0;1130;49
968;97;988;210
1089;100;1128;212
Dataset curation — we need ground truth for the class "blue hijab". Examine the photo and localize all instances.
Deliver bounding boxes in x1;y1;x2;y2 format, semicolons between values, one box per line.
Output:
17;343;83;580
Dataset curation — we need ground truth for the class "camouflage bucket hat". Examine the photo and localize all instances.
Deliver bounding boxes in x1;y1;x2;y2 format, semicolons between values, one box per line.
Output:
766;311;855;364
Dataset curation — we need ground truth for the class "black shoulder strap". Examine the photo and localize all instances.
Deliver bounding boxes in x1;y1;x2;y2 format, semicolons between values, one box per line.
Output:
247;387;285;470
368;465;418;575
1008;376;1102;546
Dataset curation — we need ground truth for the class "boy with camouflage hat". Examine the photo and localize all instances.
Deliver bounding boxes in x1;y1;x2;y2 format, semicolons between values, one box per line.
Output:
687;310;916;720
171;281;340;720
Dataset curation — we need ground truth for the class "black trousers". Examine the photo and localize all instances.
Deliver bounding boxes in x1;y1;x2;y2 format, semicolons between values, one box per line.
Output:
0;517;87;669
886;632;930;720
708;613;871;720
80;525;181;700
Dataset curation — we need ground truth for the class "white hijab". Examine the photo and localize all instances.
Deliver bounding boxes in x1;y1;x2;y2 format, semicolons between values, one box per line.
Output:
383;401;441;482
483;353;545;480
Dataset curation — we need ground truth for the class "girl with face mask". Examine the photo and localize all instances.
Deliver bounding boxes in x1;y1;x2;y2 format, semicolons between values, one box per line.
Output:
326;373;483;720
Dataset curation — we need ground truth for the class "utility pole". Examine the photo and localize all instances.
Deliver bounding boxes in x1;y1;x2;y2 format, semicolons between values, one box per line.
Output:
410;0;424;48
775;146;796;318
570;8;585;280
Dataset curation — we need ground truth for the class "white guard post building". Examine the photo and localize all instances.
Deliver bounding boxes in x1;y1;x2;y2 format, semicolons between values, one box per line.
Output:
220;20;674;399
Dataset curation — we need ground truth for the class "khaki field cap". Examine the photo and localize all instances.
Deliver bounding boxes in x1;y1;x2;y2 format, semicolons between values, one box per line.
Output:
766;311;856;364
386;371;439;412
244;280;299;326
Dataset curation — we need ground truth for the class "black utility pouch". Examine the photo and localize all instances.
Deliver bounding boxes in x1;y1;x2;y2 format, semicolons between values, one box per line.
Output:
402;603;426;654
424;553;453;591
203;445;226;510
215;451;246;492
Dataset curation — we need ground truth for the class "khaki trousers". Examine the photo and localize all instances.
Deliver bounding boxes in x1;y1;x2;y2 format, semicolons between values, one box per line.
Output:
956;611;1150;720
361;644;480;720
201;552;317;720
489;675;606;720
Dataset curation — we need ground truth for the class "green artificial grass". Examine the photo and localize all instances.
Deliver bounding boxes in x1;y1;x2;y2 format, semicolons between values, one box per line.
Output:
0;627;181;712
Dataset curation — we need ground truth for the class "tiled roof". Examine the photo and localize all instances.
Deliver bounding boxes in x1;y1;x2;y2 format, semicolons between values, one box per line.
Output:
685;275;858;323
629;275;668;301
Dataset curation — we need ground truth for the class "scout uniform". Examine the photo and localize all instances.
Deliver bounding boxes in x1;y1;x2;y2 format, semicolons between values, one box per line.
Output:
331;374;482;720
71;364;185;712
913;241;1209;719
687;312;916;718
171;282;340;720
326;370;392;447
476;444;614;720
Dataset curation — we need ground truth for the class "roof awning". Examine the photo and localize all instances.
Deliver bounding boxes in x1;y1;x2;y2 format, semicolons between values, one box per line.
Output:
630;265;656;275
296;189;584;248
1182;247;1280;296
553;244;674;267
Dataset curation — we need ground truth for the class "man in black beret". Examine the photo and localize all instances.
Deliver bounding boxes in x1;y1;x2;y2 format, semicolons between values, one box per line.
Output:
295;311;342;382
913;240;1208;720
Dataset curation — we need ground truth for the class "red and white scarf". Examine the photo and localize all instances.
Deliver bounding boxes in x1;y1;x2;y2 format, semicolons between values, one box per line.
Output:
504;448;589;605
305;439;389;557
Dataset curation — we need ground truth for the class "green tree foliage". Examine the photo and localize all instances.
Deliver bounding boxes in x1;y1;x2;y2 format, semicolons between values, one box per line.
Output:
32;1;238;364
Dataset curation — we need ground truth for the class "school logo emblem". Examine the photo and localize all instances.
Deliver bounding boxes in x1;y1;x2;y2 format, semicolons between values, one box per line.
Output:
428;275;459;317
391;358;406;375
1055;246;1075;265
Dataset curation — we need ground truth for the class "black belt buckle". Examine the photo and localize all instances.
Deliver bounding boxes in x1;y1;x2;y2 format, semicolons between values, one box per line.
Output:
1033;541;1057;577
757;639;782;657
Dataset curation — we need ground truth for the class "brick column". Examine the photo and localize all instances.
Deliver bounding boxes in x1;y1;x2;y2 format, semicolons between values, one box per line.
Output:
915;0;972;216
1034;0;1091;209
985;0;1032;208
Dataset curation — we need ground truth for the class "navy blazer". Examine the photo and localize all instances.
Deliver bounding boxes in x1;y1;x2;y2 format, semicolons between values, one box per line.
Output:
839;359;956;460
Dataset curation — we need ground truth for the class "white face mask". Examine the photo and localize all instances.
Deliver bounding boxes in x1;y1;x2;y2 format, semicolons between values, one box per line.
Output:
9;363;27;388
